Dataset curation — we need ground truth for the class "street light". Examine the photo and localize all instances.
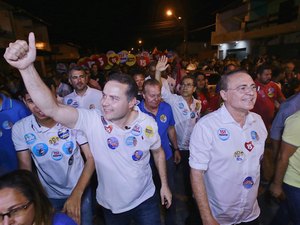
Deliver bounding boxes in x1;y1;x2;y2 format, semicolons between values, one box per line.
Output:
165;9;188;57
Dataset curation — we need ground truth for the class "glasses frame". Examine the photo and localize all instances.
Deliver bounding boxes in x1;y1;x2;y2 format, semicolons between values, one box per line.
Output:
0;201;32;222
226;84;257;94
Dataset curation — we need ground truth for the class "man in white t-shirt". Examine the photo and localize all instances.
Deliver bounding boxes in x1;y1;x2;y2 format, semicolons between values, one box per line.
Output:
64;66;102;110
4;33;171;225
12;89;95;225
155;56;201;210
189;70;267;225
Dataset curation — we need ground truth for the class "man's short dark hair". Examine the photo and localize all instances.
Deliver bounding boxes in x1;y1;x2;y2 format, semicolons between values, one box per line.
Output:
108;73;138;101
219;69;248;91
68;65;85;78
181;75;197;87
256;64;272;75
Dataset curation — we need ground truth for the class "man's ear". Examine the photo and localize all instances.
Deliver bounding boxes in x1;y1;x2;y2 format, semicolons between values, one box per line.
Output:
220;90;227;102
129;97;137;108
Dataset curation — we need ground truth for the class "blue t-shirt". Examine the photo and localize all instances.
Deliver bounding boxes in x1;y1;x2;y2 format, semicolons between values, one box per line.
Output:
52;213;77;225
0;94;30;175
270;93;300;140
139;101;175;160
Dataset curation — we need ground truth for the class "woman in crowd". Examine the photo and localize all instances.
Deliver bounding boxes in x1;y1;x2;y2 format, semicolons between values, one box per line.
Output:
0;170;77;225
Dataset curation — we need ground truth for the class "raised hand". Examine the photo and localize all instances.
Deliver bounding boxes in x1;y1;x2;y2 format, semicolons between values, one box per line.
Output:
156;55;169;72
3;32;36;70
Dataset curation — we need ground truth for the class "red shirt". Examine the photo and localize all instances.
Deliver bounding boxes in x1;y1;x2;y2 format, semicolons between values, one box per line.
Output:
252;81;285;130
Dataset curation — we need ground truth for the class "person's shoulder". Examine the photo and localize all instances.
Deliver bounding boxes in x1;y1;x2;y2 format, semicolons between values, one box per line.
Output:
12;114;32;129
52;212;77;225
88;86;102;95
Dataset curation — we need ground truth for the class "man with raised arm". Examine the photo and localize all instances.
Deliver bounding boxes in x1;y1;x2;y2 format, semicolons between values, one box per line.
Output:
4;33;171;225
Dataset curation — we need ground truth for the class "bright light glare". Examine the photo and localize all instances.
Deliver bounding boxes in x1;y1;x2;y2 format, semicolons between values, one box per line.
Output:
166;9;173;16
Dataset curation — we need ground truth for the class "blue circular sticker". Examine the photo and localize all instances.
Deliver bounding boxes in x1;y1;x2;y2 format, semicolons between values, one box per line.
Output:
190;112;196;118
132;150;143;161
2;121;13;130
107;137;119;149
62;141;74;155
183;109;188;116
58;128;70;139
131;124;142;136
32;143;48;157
243;176;254;189
51;151;63;161
24;133;36;145
251;131;259;141
125;136;137;147
67;99;73;105
178;102;184;109
217;128;230;141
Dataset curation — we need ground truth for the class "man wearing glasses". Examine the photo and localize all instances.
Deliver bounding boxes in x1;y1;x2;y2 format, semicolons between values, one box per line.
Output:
190;70;267;225
63;66;102;110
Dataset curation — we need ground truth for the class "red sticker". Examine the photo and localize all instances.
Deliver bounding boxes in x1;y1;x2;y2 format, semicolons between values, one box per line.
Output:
244;141;254;152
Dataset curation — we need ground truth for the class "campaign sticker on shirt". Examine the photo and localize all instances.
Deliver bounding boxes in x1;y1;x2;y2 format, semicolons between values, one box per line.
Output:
178;102;184;109
234;150;245;162
125;136;137;147
132;150;143;161
243;176;254;189
48;136;59;146
160;114;167;123
68;155;74;165
145;126;154;138
131;124;142;136
24;133;36;145
250;131;259;141
105;125;113;133
62;141;74;155
72;101;79;108
217;128;230;141
51;151;63;161
244;141;254;152
89;104;95;109
2;120;13;130
66;99;73;105
58;128;70;139
268;87;275;98
190;112;196;118
183;109;188;116
32;143;48;157
107;137;119;150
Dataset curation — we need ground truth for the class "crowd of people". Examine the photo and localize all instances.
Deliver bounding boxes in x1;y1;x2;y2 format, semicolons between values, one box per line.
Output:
1;32;300;225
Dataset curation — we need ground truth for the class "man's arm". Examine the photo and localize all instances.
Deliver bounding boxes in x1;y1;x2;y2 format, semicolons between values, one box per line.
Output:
151;147;172;208
62;143;95;224
4;33;78;128
190;168;219;225
269;141;296;198
167;126;181;164
17;150;32;171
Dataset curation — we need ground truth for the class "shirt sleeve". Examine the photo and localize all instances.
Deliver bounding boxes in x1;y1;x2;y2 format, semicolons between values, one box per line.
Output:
282;111;300;147
149;120;161;151
189;120;213;171
12;120;29;151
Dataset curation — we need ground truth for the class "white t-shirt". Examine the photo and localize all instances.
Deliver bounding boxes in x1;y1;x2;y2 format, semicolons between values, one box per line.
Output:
63;86;103;110
75;107;161;213
161;78;201;150
189;105;267;225
12;115;87;199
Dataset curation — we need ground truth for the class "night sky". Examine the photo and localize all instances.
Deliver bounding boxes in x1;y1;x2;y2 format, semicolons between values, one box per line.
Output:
5;0;240;52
